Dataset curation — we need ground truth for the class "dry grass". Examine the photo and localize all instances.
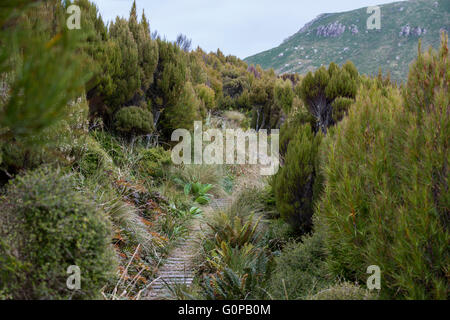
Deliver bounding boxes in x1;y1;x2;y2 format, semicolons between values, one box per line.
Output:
307;281;376;300
223;111;246;124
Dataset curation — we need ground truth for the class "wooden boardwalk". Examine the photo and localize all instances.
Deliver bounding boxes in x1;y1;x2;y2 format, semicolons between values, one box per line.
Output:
145;198;231;299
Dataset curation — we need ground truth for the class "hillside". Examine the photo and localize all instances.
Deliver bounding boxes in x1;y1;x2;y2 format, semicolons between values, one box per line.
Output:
245;0;450;80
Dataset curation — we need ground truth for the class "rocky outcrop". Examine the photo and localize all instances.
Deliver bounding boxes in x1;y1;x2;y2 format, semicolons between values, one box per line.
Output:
282;13;332;43
317;21;346;37
349;24;359;35
399;25;427;37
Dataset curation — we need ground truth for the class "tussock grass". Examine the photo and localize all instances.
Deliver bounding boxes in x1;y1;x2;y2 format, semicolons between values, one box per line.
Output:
171;164;225;197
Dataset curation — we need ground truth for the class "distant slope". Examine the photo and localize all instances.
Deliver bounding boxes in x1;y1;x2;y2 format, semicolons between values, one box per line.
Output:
245;0;450;81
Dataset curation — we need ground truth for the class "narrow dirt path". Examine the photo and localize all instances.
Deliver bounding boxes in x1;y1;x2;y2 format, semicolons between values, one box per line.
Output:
145;198;231;299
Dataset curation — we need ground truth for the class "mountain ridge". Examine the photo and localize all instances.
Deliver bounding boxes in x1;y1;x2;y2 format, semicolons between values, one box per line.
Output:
245;0;450;81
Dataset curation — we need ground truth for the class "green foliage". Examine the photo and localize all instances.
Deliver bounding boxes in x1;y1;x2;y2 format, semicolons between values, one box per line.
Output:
129;3;158;93
200;251;273;300
0;168;116;299
76;136;115;177
194;185;276;300
278;100;314;158
249;76;282;129
134;146;171;180
106;18;140;108
160;81;201;136
263;219;295;252
273;62;359;233
273;124;323;233
317;37;449;299
114;106;154;136
195;83;216;110
331;96;354;123
299;62;358;133
0;1;88;139
404;34;449;117
171;164;224;196
222;68;249;103
1;97;90;175
184;182;213;204
91;130;126;166
269;232;331;299
274;78;294;114
207;212;262;248
152;40;187;106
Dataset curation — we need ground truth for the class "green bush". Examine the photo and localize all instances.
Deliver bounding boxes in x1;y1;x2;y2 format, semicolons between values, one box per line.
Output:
200;250;273;300
273;123;323;233
114;106;154;136
0;2;87;139
135;146;172;180
195;83;216;110
0;168;116;299
268;232;331;300
274;78;294;114
263;219;295;252
0;98;90;175
278;100;314;158
272;62;359;232
298;62;358;134
104;18;140;109
76;136;115;177
317;36;449;299
161;81;201;135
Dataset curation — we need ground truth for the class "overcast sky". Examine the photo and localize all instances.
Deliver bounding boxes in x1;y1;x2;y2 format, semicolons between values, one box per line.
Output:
91;0;403;59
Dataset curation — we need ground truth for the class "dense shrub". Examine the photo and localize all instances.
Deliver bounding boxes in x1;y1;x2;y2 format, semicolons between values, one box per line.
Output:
76;136;115;177
104;18;140;109
159;81;201;136
268;232;331;299
299;61;358;134
114;106;154;136
273;124;323;233
249;76;282;130
0;2;87;139
0;98;90;175
316;36;449;299
274;78;294;114
0;168;116;299
263;219;295;252
278;99;314;159
272;62;359;232
135;146;172;180
128;2;159;94
91;130;126;166
195;84;216;110
199;250;273;300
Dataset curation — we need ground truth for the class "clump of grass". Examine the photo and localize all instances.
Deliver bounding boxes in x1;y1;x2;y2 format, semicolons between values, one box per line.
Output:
268;232;332;300
171;164;224;197
191;184;275;300
307;282;376;300
223;111;246;125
